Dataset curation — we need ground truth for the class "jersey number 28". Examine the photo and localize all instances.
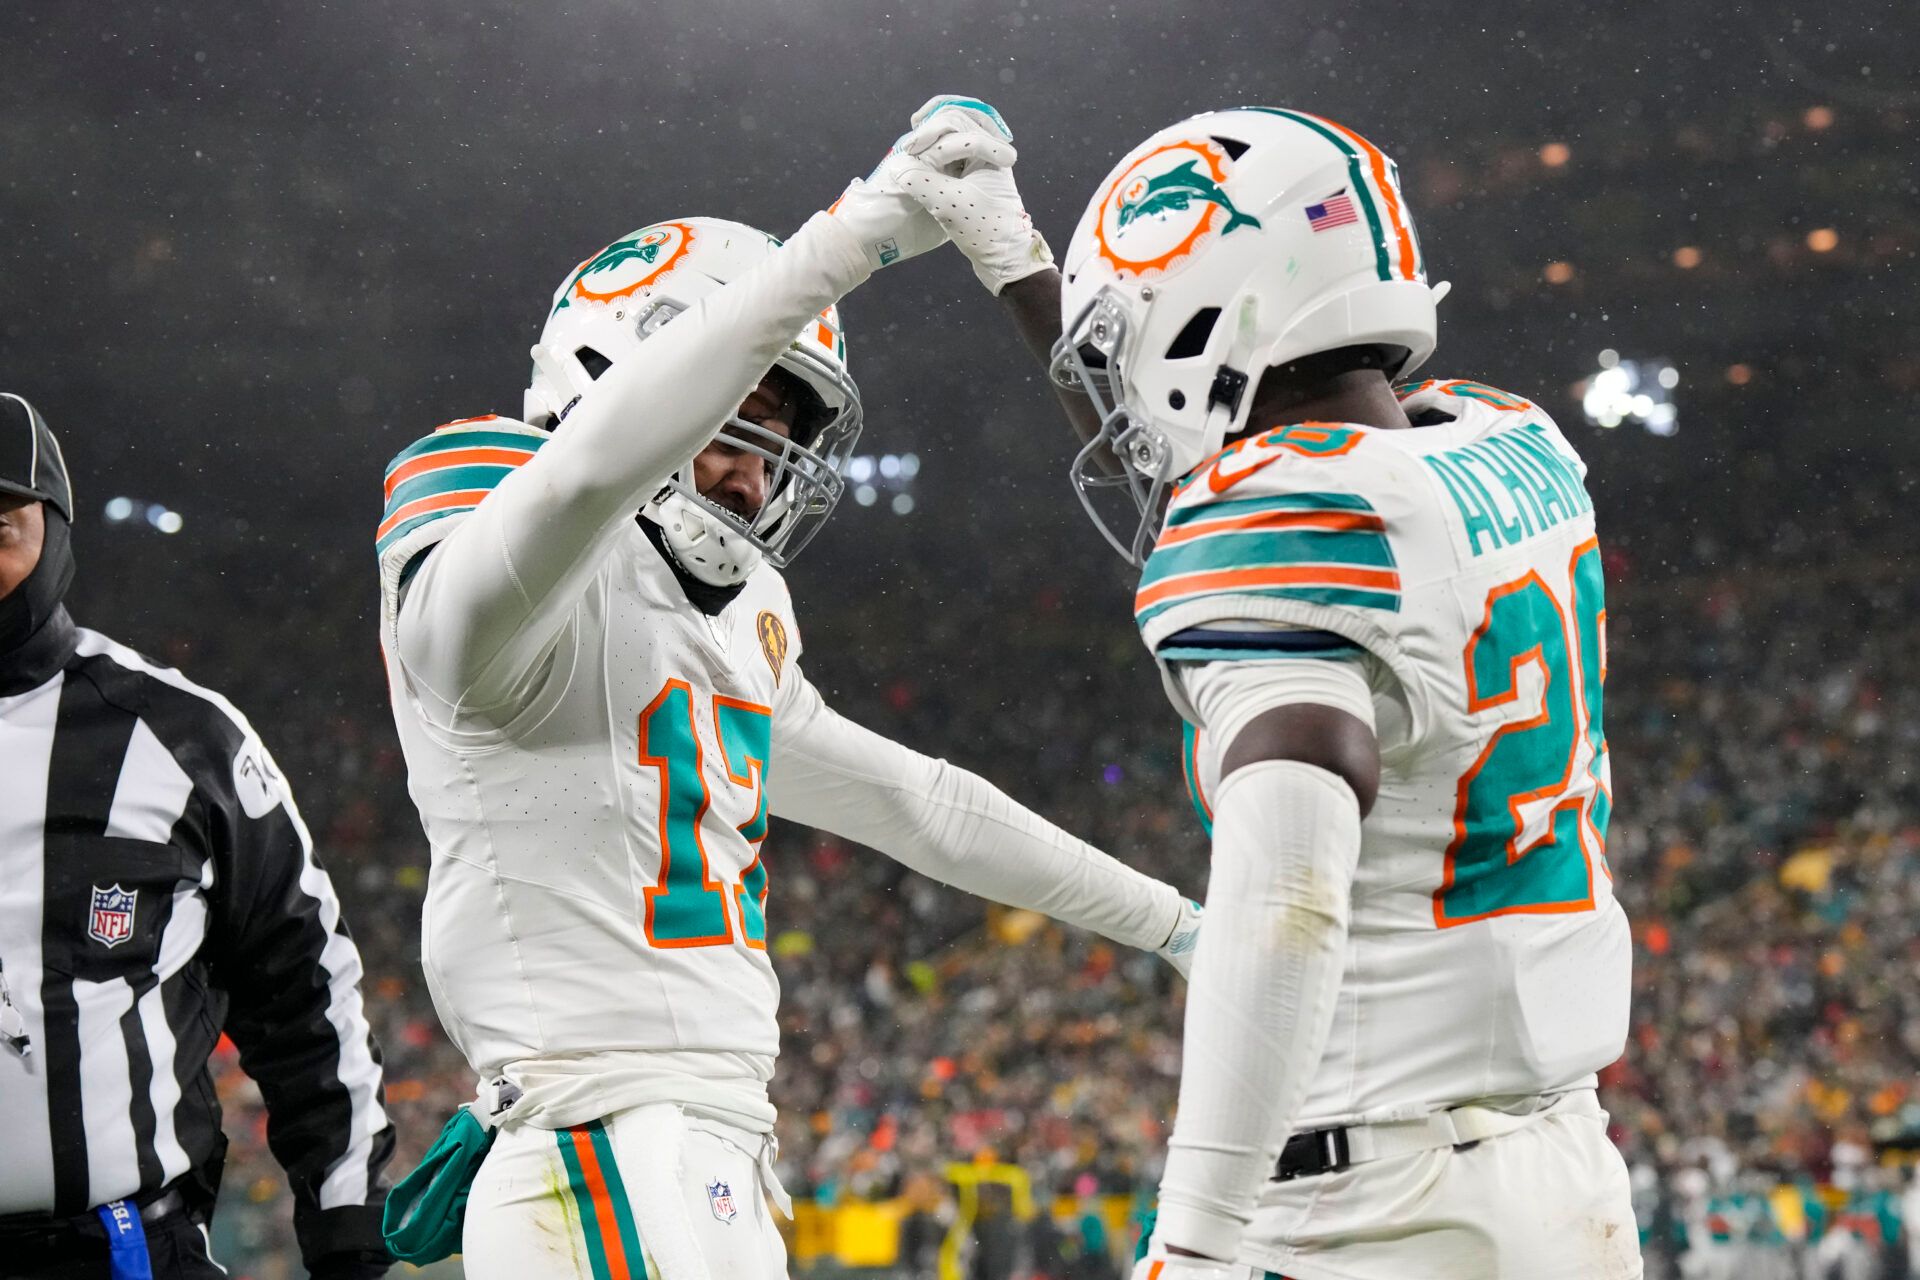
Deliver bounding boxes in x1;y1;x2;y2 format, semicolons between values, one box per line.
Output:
1437;537;1611;927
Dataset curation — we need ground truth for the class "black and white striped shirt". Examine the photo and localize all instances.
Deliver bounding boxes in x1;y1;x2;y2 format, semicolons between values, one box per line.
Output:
0;622;393;1267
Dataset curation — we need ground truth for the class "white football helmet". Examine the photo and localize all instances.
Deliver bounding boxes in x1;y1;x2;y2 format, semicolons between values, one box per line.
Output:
1049;108;1448;564
525;216;862;586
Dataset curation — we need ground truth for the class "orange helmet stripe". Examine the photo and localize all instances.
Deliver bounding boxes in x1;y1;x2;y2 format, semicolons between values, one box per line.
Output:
1308;113;1419;280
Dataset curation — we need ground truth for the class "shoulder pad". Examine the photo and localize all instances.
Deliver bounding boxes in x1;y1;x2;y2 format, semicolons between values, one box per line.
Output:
1393;377;1536;416
1141;422;1401;633
377;416;548;558
376;416;549;618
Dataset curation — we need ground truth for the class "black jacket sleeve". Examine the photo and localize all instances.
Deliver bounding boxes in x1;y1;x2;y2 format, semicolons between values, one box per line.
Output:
206;730;396;1276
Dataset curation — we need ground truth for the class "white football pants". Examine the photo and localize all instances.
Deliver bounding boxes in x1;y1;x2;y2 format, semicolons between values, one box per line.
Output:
462;1102;788;1280
1238;1093;1644;1280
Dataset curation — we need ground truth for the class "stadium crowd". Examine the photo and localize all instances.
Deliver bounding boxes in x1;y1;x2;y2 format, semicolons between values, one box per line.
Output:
9;1;1913;1272
86;444;1910;1280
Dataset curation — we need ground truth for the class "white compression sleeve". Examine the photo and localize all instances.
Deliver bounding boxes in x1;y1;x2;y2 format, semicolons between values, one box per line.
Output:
1153;758;1362;1261
767;672;1183;952
397;213;871;717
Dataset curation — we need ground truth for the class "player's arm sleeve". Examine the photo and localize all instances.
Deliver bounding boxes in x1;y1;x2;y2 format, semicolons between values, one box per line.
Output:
204;729;396;1274
765;669;1183;952
1151;657;1371;1261
395;212;873;714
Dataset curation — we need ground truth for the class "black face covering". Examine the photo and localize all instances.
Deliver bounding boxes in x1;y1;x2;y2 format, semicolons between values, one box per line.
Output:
0;506;78;694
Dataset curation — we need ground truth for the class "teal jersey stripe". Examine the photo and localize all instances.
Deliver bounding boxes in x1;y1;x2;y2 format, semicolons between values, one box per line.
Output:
385;462;521;514
1240;107;1393;281
585;1123;646;1276
1140;528;1395;586
376;505;478;555
1158;642;1364;662
1138;583;1401;626
1166;490;1375;528
384;427;547;474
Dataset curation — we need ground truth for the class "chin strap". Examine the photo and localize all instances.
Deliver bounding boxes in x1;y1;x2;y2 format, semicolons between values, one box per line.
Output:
638;516;748;616
1200;294;1263;459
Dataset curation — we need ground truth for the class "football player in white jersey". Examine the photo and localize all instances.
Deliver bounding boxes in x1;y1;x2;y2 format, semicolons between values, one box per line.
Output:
892;101;1642;1278
373;131;1202;1280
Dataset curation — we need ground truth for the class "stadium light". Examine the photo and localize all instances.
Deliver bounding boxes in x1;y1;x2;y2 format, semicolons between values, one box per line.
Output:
841;453;919;516
103;496;185;532
1579;352;1679;436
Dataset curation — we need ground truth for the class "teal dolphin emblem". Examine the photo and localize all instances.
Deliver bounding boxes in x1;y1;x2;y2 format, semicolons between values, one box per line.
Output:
580;233;665;277
552;230;672;313
1117;160;1261;236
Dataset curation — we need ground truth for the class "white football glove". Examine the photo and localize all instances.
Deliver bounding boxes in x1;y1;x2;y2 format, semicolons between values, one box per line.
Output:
827;137;951;273
890;94;1054;294
1129;1253;1237;1280
1156;897;1204;980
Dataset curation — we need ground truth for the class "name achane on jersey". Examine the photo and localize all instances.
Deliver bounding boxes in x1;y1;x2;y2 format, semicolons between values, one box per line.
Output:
1424;421;1593;557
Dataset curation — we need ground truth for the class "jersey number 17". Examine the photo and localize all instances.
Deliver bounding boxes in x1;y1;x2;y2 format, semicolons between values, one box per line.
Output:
638;680;773;949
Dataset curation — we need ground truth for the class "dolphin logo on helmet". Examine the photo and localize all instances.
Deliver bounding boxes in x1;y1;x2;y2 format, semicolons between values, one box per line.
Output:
1053;108;1449;565
553;224;696;314
525;217;864;587
1117;160;1262;236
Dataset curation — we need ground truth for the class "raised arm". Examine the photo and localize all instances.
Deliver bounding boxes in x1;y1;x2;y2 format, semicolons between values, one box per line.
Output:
767;668;1198;964
395;213;876;716
881;96;1112;463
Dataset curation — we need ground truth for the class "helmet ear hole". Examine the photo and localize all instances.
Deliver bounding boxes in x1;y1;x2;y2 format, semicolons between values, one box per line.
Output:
1163;307;1222;360
576;346;613;380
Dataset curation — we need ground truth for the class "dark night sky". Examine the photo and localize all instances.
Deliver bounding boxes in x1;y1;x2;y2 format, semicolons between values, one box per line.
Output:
2;0;1913;671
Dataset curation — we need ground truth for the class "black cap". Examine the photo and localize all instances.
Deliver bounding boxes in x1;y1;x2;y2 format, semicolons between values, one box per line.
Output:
0;394;73;521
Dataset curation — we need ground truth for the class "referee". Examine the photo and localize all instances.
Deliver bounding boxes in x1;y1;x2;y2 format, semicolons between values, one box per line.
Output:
0;392;395;1278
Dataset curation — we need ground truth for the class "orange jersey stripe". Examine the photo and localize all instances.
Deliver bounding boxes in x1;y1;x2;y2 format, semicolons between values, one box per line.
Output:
383;446;538;502
1313;114;1417;279
566;1128;633;1279
375;488;491;541
1155;508;1386;548
1135;564;1402;611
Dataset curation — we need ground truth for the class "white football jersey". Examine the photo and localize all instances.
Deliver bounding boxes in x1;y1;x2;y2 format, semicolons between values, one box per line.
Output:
369;217;1188;1133
376;416;1185;1131
1142;380;1631;1127
379;417;798;1074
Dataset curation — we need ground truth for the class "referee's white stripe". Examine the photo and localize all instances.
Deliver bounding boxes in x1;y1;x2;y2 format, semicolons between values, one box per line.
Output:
142;883;212;1186
105;717;195;844
77;976;140;1207
296;809;388;1209
73;629;389;1208
0;675;60;1213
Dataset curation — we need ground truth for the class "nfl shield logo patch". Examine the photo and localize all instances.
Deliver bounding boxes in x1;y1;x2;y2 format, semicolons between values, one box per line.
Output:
88;884;137;949
706;1178;737;1224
